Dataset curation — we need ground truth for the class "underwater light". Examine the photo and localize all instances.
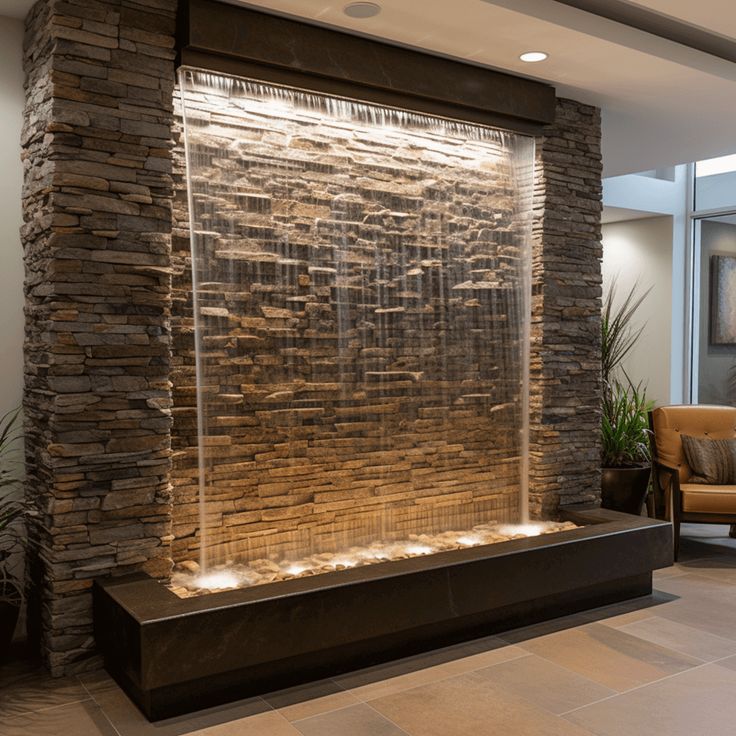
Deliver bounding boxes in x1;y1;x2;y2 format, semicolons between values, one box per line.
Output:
496;523;545;537
456;535;482;547
194;571;240;590
333;557;358;568
405;544;433;555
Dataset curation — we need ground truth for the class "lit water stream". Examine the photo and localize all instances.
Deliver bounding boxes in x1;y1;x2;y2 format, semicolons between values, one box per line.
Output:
178;68;537;589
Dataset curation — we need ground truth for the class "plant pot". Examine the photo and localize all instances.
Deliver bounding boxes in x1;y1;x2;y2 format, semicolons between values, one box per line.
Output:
0;598;20;658
601;465;651;515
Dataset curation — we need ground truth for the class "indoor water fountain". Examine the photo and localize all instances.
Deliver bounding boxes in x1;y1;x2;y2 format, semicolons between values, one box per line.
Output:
93;2;671;719
170;68;579;597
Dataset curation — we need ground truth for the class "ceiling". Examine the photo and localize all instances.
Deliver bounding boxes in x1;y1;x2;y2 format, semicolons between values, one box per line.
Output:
626;0;736;40
0;0;31;18
226;0;736;177
3;0;736;176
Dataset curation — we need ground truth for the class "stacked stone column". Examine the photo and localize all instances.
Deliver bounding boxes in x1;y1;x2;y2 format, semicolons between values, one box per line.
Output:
21;0;602;675
529;98;604;518
22;0;177;674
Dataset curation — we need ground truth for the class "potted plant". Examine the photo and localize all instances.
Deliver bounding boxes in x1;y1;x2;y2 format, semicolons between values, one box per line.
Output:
0;407;24;655
600;281;654;514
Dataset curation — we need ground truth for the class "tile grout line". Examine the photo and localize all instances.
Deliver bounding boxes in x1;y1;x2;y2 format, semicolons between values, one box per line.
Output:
557;653;736;718
291;650;534;713
3;695;96;720
271;681;362;722
510;635;711;713
290;700;365;726
600;613;657;629
615;617;736;658
76;674;124;736
363;699;414;736
350;651;534;704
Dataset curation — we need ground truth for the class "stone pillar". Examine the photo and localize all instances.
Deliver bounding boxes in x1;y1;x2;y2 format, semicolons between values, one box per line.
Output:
530;98;604;518
22;0;177;675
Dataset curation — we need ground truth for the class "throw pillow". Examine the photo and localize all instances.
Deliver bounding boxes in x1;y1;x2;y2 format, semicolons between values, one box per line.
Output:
681;434;736;485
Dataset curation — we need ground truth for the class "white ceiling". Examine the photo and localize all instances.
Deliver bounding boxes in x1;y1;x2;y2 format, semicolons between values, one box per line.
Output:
3;0;736;176
0;0;31;19
229;0;736;177
626;0;736;40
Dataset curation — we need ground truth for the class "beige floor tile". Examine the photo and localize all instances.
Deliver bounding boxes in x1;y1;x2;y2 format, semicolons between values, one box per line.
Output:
595;609;658;628
293;703;409;736
653;564;690;580
0;661;89;717
264;679;361;721
0;700;116;736
584;591;676;627
566;662;736;736
78;669;272;736
334;641;528;701
473;652;615;714
654;590;736;641
679;524;736;557
712;654;736;672
498;611;598;644
368;672;596;736
617;616;736;661
519;622;700;691
655;571;736;600
685;564;736;586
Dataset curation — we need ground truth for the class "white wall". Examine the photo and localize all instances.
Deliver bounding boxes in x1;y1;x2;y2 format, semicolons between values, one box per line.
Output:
603;166;689;402
0;16;24;419
602;216;674;407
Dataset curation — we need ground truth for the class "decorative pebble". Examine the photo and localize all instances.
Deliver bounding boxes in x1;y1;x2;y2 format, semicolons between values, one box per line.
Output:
170;520;580;598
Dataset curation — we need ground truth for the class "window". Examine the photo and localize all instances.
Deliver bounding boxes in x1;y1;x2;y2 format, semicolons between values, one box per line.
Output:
695;154;736;211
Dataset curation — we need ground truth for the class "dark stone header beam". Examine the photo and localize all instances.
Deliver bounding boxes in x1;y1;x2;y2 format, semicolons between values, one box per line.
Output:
178;0;556;134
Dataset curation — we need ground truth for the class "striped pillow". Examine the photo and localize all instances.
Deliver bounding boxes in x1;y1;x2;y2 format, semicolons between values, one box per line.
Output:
681;435;736;485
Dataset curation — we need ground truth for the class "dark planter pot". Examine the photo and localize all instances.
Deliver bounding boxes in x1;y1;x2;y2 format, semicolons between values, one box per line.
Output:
0;599;20;659
601;465;651;515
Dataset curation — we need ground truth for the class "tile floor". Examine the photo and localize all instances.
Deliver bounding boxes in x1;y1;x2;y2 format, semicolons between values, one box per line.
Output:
3;523;736;736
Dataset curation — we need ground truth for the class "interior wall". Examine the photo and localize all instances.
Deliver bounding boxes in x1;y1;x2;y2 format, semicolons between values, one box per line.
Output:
602;216;673;407
0;15;24;419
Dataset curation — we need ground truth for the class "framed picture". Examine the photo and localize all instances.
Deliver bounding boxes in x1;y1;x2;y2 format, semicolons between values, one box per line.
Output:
710;254;736;345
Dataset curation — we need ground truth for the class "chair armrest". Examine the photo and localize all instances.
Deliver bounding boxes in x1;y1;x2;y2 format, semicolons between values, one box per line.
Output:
651;460;681;519
654;461;679;480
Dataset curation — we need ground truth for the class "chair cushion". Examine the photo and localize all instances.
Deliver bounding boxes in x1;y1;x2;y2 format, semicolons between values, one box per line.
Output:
681;435;736;484
680;483;736;514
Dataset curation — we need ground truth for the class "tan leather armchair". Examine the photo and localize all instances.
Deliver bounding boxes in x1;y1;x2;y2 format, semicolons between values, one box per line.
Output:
650;405;736;559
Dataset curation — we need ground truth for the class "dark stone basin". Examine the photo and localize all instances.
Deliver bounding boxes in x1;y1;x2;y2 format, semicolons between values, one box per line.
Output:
94;506;672;720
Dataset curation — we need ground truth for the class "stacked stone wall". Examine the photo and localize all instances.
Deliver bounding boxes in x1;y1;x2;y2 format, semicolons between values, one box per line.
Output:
529;98;603;517
22;0;177;674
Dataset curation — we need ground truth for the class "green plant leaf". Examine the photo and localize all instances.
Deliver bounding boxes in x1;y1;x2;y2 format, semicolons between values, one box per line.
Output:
600;280;653;468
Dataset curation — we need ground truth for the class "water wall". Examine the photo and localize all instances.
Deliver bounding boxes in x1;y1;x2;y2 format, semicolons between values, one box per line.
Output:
178;68;535;571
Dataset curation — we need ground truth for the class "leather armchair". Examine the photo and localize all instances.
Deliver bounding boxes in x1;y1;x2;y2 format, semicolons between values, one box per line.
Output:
650;405;736;559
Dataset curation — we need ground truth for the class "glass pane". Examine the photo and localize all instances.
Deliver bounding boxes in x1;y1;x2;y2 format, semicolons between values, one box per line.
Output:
178;68;536;588
695;154;736;211
694;215;736;404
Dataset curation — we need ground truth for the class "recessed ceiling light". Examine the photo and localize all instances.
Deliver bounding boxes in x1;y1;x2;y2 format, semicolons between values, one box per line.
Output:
344;2;381;19
519;51;548;63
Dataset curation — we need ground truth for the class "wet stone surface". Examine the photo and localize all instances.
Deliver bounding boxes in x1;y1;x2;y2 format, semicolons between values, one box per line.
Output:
170;520;580;597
